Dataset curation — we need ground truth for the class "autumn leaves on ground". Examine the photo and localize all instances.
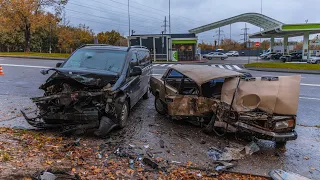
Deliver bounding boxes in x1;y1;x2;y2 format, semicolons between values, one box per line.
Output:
0;127;270;180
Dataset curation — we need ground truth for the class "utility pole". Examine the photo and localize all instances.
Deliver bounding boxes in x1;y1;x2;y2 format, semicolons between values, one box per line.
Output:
162;16;169;34
128;0;131;36
49;22;52;54
240;23;249;45
169;0;171;34
230;24;232;40
215;28;224;47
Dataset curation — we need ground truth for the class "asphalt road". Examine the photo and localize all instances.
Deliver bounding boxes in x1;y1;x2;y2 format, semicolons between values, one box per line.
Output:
1;57;320;126
0;57;320;179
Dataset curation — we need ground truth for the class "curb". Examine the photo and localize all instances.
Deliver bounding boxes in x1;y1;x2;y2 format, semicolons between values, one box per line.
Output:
0;55;66;61
245;67;320;74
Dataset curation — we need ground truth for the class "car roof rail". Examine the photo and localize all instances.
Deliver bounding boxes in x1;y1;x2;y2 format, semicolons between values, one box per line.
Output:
80;44;111;48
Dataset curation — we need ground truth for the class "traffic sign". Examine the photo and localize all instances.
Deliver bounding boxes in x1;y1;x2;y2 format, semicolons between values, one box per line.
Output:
255;42;260;47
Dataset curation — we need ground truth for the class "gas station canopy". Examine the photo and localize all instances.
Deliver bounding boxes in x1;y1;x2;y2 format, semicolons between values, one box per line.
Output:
189;13;320;59
250;24;320;38
189;13;320;38
189;13;284;34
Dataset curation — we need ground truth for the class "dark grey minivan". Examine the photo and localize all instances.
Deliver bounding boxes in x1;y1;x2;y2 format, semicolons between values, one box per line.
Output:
22;45;152;136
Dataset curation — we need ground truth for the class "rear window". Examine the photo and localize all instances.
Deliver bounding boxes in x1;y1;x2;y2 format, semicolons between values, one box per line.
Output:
167;70;183;78
63;49;127;73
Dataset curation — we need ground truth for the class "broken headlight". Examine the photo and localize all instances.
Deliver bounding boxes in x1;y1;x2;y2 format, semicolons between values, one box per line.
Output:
275;120;294;130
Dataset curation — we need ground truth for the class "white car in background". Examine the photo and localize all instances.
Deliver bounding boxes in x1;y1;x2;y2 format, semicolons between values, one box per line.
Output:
225;51;239;56
203;52;228;60
307;55;320;64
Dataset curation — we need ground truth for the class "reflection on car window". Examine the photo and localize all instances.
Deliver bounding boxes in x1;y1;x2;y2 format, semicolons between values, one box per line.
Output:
63;49;126;73
167;70;183;78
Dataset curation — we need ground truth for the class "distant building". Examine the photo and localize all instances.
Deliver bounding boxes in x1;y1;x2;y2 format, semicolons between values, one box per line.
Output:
128;33;198;61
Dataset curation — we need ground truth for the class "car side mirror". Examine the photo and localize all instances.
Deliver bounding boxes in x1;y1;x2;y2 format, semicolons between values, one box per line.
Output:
130;66;142;77
40;69;49;75
56;62;62;68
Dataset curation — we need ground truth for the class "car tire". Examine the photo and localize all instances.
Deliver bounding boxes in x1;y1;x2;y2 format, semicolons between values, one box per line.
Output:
208;57;212;60
116;100;129;128
221;57;225;60
143;89;149;99
317;61;320;64
155;96;167;115
275;141;287;148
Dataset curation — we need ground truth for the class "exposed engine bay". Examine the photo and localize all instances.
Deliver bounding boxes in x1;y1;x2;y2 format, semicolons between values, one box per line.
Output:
22;69;125;135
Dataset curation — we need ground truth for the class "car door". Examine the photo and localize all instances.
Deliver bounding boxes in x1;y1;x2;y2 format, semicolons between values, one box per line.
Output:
127;51;142;107
137;50;152;99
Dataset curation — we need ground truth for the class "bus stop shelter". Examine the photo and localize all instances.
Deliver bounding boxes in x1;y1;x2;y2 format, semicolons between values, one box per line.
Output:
189;13;320;60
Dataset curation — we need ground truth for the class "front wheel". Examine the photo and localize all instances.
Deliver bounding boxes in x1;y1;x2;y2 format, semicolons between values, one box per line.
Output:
208;57;212;60
317;61;320;64
155;96;167;115
116;100;129;128
221;57;225;60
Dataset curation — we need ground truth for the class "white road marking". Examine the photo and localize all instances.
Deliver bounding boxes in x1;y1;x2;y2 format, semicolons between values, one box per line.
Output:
301;83;320;87
233;65;242;70
151;74;163;76
168;64;174;67
299;97;320;101
0;63;50;69
225;65;233;70
218;65;224;69
152;64;160;66
160;64;167;67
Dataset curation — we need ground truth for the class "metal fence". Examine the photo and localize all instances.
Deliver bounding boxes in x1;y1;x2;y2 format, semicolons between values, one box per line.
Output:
200;50;265;56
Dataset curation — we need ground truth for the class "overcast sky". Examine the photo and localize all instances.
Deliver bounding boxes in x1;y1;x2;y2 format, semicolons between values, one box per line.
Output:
64;0;319;43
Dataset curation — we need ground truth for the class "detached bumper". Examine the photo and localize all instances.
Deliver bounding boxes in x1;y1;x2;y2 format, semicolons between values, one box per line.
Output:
235;122;297;142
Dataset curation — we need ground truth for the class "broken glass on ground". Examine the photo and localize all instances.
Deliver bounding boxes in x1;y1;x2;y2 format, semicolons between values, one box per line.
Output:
207;147;245;161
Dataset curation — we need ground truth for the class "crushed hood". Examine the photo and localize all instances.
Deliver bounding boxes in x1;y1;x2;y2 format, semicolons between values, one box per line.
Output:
41;68;119;89
221;76;301;115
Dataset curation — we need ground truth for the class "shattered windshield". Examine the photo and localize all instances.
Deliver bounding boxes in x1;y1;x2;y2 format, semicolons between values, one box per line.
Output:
63;49;127;73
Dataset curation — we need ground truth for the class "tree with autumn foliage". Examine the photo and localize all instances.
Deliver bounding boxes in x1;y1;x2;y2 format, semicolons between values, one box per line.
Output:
97;30;127;46
0;0;67;52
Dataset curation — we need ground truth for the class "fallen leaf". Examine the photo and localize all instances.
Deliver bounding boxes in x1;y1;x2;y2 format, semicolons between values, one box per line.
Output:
45;160;53;165
304;156;310;160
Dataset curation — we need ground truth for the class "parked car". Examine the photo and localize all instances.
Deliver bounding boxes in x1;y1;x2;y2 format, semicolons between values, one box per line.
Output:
22;45;152;137
260;52;272;59
280;53;303;62
268;53;282;60
307;55;320;64
280;55;292;62
203;52;228;60
225;51;239;56
150;65;300;146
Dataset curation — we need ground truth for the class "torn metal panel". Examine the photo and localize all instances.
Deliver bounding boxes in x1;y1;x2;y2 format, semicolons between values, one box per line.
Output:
221;76;301;115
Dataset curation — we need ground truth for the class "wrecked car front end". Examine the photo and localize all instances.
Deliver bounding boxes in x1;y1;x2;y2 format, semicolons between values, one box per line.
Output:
151;65;301;143
22;68;122;134
217;75;301;142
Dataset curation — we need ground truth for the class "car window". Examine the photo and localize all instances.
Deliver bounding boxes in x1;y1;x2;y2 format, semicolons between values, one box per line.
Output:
63;49;126;73
167;69;183;78
218;53;224;55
